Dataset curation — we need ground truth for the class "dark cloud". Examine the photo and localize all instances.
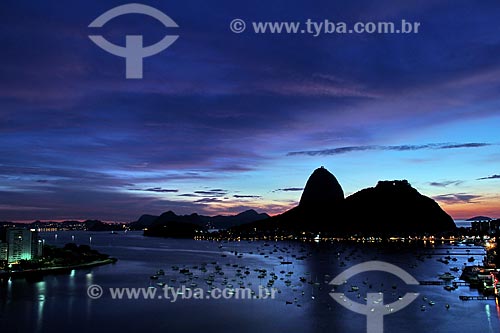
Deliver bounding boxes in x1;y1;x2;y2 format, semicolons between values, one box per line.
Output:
288;143;490;156
273;188;304;192
194;198;223;203
233;195;261;199
0;187;206;222
194;189;228;197
477;174;500;180
129;187;179;193
428;180;463;187
440;143;489;149
432;193;482;204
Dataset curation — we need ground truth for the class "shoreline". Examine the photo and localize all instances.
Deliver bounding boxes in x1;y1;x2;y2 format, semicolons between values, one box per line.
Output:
0;257;118;279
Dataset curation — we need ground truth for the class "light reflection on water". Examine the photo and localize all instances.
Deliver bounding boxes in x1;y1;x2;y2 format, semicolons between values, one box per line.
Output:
0;231;498;333
35;281;45;333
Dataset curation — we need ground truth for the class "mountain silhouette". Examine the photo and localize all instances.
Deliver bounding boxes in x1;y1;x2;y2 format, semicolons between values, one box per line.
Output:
131;214;159;229
466;216;492;221
236;167;456;234
143;211;205;238
256;167;345;231
299;166;344;208
343;180;456;232
134;209;270;237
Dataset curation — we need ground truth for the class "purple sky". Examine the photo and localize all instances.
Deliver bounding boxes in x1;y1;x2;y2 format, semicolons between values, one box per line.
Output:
1;0;500;221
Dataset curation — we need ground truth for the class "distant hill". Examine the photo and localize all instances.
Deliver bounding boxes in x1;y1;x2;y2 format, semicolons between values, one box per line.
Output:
142;209;269;238
82;220;123;231
466;216;492;221
143;218;205;238
129;214;159;229
235;167;456;234
0;220;122;231
130;209;269;231
210;210;270;229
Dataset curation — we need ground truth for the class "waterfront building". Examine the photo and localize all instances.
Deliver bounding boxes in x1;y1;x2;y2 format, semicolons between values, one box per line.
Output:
5;228;42;264
472;220;500;235
0;241;8;263
31;230;43;258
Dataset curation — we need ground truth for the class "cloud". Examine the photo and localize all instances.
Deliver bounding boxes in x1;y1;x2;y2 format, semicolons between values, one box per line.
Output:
288;143;491;156
194;189;228;197
129;187;179;193
428;180;463;187
477;174;500;180
440;143;489;149
432;193;482;204
273;188;304;192
233;195;261;199
0;187;206;222
194;198;224;203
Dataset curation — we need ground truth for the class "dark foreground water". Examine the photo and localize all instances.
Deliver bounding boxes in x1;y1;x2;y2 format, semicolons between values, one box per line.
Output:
0;231;498;333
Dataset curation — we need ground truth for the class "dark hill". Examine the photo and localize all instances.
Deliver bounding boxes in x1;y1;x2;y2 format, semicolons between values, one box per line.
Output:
343;180;456;233
299;166;344;208
129;214;159;229
210;209;270;229
143;211;205;238
276;167;344;231
237;167;345;232
235;168;456;234
83;219;123;231
144;220;204;238
136;210;269;237
466;216;492;221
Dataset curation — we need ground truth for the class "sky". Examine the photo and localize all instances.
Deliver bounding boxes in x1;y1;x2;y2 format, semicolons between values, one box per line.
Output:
1;0;500;222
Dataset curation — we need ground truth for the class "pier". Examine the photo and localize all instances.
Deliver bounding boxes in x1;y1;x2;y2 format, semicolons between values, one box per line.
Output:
421;253;485;256
418;281;471;287
459;295;498;301
452;282;470;287
419;280;446;285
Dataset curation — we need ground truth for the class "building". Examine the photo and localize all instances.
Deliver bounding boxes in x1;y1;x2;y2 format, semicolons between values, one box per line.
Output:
0;241;8;266
490;220;500;234
6;228;32;263
31;231;43;258
5;228;42;264
472;221;489;234
472;220;500;235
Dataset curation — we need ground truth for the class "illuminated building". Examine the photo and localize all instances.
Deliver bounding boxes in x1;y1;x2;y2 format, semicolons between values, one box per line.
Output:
31;230;43;258
6;228;41;264
0;241;7;264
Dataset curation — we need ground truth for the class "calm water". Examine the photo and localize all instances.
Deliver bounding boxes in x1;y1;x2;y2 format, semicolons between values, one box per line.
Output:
0;231;498;333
